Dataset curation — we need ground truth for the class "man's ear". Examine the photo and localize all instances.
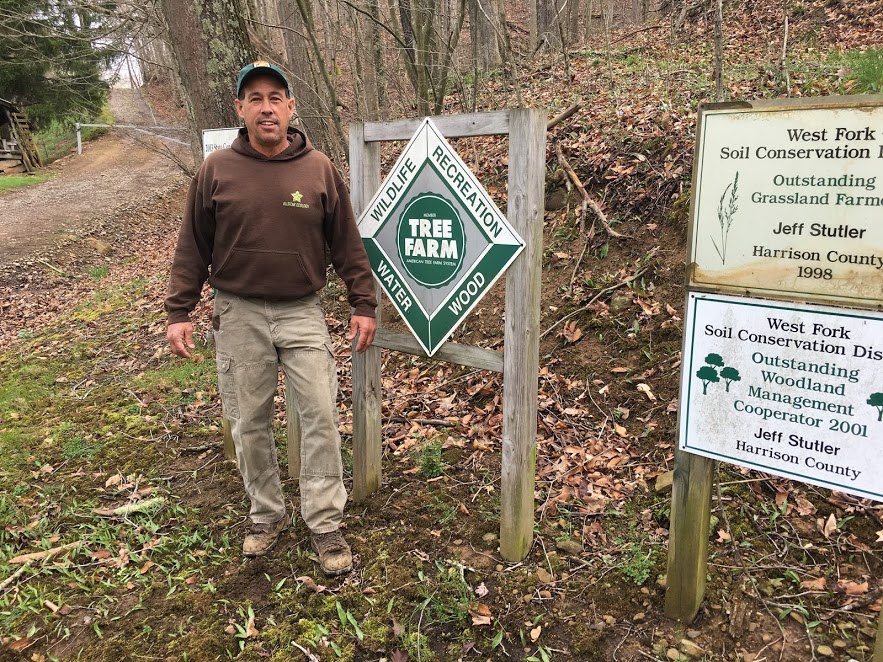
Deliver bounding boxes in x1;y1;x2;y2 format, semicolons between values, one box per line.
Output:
234;98;245;118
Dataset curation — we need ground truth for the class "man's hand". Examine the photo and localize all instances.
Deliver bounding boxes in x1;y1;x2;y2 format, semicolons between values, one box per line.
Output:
348;315;377;353
167;321;196;359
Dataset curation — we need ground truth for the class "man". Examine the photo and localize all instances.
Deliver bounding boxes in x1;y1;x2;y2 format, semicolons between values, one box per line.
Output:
165;61;377;577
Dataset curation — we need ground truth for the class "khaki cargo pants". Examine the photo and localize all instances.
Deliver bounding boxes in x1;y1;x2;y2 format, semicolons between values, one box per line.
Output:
213;290;346;533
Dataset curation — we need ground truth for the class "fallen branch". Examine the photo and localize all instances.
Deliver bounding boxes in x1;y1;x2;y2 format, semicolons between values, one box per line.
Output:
554;142;627;239
839;585;883;613
37;259;65;275
0;559;33;592
9;541;83;566
385;416;456;427
541;265;650;339
547;102;582;131
93;496;165;518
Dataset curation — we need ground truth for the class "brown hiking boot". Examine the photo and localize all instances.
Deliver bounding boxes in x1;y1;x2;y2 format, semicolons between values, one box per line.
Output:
310;530;353;576
242;514;289;557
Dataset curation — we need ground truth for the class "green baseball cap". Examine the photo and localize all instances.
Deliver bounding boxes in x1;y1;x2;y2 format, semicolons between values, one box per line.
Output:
236;60;290;97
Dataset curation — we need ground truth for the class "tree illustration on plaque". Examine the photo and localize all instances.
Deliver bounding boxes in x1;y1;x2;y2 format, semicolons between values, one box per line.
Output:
695;353;741;395
868;392;883;422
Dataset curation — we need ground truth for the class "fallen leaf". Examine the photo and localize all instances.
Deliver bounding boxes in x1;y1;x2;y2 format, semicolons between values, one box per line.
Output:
530;625;542;642
613;423;628;437
6;636;33;652
296;576;326;593
795;496;817;517
140;561;155;574
837;580;868;595
636;383;656;401
561;321;583;344
475;582;489;597
716;529;731;544
469;602;493;626
666;398;678;414
536;567;554;584
610;367;629;373
876;529;883;543
819;513;838;538
245;613;259;638
800;577;827;590
390;651;409;662
391;616;404;638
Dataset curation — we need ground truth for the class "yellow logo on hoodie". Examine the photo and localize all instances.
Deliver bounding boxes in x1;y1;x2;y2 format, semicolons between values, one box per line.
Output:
283;191;310;209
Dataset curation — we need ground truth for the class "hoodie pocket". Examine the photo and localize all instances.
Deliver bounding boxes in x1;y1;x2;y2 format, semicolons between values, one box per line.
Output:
213;248;318;296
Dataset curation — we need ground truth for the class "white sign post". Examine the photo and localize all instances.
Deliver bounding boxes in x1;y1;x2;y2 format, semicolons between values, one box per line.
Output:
667;95;883;629
201;128;240;160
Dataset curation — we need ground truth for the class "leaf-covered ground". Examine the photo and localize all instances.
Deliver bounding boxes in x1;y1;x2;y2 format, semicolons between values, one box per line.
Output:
1;2;882;660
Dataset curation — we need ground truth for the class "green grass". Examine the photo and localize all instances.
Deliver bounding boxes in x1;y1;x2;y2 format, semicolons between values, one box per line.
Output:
0;173;50;192
844;47;883;93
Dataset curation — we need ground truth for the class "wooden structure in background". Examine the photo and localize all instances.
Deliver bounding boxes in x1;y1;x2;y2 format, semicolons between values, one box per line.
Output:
0;99;41;173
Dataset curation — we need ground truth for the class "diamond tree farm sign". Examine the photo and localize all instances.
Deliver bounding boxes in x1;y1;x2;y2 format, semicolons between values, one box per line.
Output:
688;97;883;308
680;292;883;500
358;118;523;356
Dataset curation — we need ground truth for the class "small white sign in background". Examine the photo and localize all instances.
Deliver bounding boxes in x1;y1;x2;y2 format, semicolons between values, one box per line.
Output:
201;128;240;159
680;291;883;500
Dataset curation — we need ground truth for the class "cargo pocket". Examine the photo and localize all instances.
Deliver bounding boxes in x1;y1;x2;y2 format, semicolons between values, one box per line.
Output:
216;355;239;420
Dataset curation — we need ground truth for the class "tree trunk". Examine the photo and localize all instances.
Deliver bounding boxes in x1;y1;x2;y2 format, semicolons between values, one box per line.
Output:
158;0;257;165
470;0;502;70
537;0;563;49
277;0;330;146
366;0;388;118
713;0;724;100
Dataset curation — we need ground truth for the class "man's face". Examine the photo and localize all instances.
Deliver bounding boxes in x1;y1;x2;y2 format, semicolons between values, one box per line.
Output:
234;75;294;157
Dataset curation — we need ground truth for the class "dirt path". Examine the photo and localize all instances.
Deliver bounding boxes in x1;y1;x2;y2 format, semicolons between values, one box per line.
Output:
0;86;191;268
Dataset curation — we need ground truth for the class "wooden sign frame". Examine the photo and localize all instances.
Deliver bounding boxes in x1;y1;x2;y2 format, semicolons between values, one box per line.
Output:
344;109;546;561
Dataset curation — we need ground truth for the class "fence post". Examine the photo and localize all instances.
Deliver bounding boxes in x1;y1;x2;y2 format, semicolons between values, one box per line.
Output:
873;609;882;662
664;449;715;622
500;108;545;561
75;124;82;155
349;122;383;502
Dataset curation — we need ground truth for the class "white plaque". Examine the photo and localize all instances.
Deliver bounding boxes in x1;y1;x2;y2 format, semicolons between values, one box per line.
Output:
689;98;883;308
679;291;883;500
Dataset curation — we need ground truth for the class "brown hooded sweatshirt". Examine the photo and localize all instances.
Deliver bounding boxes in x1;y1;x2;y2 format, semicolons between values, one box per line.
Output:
165;128;377;324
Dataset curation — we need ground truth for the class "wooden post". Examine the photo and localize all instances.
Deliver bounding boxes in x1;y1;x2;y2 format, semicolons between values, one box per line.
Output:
222;417;235;460
873;609;883;662
286;384;302;479
500;108;545;562
349;122;383;502
664;449;715;622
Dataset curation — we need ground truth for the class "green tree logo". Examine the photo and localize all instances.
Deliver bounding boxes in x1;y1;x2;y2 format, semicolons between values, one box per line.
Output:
868;392;883;422
694;353;740;396
721;366;742;392
696;365;720;395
